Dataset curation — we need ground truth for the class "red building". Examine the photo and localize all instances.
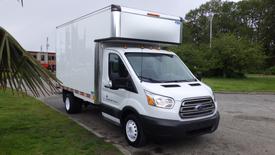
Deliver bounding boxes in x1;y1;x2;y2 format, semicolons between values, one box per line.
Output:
28;51;56;72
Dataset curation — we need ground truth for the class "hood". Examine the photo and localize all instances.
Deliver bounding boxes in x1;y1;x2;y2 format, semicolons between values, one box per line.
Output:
141;82;212;101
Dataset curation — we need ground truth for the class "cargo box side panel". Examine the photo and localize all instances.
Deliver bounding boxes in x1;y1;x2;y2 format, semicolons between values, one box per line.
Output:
120;12;182;44
56;10;111;99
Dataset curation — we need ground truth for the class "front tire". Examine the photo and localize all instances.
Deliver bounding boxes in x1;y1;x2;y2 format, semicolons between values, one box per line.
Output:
64;93;82;114
123;114;147;147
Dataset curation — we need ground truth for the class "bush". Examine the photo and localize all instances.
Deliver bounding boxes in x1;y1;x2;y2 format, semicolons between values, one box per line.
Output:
265;66;275;75
170;44;208;74
170;34;265;78
205;34;265;77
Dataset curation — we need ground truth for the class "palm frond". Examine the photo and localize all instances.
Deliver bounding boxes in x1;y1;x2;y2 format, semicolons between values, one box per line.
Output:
0;26;60;96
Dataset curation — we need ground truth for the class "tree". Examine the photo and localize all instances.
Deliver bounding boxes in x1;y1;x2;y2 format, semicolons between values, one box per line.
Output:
0;1;59;96
184;0;241;45
0;27;59;96
184;0;275;66
206;34;264;77
170;43;209;74
260;0;275;59
171;34;264;78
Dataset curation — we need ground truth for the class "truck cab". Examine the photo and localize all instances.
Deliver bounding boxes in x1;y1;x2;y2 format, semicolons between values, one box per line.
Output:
99;46;219;146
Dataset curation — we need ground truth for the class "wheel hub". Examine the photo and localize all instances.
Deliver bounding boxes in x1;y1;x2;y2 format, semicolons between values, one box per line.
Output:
65;97;70;111
126;120;138;142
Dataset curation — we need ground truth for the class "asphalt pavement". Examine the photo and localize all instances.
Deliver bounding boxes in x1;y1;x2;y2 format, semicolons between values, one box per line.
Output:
42;93;275;155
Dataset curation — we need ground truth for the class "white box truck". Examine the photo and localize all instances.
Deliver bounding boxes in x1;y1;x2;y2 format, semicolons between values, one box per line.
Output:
56;5;219;147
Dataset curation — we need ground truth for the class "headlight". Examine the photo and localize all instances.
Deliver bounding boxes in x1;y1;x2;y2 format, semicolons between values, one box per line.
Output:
145;90;175;109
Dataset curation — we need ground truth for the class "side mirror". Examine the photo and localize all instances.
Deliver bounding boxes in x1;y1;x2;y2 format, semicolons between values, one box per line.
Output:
111;77;131;90
112;78;127;89
104;80;113;89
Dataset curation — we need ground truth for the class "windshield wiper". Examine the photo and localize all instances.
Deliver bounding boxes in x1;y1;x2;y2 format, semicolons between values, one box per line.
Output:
163;79;197;83
163;80;188;83
138;76;162;83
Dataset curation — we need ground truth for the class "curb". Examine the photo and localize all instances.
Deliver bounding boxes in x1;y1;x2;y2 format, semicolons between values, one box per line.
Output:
39;96;131;155
215;91;275;95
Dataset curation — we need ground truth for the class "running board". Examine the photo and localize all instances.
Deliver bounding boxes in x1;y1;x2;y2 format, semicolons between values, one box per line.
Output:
102;112;121;126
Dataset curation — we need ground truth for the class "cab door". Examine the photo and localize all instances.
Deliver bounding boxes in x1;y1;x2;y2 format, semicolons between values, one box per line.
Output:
101;50;135;117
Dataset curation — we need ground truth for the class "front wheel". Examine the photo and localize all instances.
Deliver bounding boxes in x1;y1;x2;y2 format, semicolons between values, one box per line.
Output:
123;114;147;147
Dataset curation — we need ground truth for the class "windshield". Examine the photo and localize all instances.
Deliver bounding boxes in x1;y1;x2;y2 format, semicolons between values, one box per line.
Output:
125;53;196;83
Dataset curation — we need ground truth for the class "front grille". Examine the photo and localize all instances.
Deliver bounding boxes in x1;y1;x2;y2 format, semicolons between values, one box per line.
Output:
179;97;215;119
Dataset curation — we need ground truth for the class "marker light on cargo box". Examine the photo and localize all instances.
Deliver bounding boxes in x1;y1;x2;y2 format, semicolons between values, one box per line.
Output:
147;12;160;17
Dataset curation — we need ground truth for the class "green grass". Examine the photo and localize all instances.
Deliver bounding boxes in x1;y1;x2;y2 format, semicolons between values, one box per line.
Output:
0;90;122;155
203;74;275;93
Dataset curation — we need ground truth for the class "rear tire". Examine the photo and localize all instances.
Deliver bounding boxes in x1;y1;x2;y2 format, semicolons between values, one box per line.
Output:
64;92;82;114
62;89;67;103
123;114;147;147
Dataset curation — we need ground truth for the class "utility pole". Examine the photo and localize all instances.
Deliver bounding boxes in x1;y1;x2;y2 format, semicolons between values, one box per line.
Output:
46;37;50;52
208;12;214;48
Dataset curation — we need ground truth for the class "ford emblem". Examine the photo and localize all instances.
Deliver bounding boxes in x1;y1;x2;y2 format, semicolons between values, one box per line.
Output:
195;104;204;111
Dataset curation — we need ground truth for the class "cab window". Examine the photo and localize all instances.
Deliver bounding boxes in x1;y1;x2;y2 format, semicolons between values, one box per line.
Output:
109;53;129;80
108;53;137;93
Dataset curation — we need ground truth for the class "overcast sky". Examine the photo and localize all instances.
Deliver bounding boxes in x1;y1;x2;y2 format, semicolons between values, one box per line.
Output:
0;0;238;51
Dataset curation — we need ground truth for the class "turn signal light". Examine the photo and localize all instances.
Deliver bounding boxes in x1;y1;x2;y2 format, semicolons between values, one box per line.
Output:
147;95;155;106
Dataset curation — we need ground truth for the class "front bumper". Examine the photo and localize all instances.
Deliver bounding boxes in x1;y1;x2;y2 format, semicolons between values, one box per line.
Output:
141;112;220;137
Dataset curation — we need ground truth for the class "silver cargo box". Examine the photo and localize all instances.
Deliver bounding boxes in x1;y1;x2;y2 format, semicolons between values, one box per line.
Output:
57;4;182;45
